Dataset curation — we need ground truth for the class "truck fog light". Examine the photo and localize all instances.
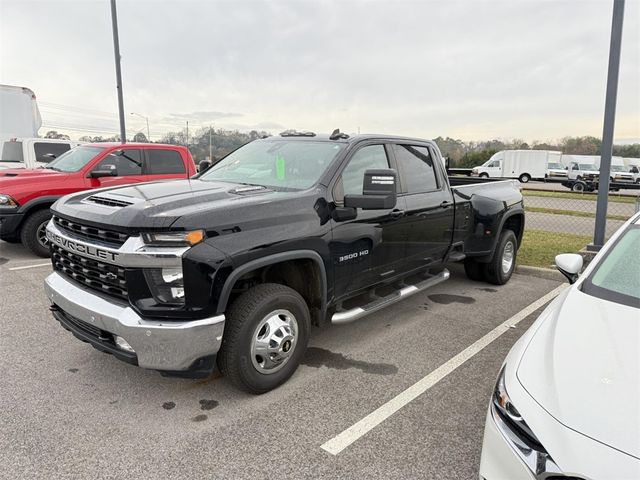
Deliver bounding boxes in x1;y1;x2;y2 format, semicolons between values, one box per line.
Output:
115;336;135;353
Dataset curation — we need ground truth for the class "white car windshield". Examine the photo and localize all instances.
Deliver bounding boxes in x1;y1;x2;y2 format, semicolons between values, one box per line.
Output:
199;140;345;190
548;163;564;169
583;226;640;308
610;165;627;172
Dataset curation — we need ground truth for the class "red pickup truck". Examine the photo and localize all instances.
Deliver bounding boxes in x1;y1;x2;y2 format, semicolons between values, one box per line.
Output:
0;143;196;256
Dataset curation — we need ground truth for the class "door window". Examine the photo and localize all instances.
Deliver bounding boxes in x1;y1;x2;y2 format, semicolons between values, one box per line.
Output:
146;149;186;174
96;149;143;176
393;144;438;193
34;142;71;163
336;145;389;201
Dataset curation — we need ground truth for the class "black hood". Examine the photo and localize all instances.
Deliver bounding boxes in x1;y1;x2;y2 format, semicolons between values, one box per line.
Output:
52;179;323;234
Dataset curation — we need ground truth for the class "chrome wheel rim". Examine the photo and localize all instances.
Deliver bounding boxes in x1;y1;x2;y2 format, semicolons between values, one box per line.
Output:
250;309;298;374
37;220;50;248
502;241;514;274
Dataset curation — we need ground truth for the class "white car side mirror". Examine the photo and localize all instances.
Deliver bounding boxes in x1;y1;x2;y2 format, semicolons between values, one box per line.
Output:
555;253;583;284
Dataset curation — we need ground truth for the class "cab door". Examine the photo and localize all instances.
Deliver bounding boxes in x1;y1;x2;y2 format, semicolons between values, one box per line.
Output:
86;148;147;188
391;144;455;271
330;143;408;297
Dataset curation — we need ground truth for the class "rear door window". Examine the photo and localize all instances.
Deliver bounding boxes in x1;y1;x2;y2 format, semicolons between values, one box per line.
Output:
393;144;439;194
96;149;143;176
34;142;71;163
146;149;186;175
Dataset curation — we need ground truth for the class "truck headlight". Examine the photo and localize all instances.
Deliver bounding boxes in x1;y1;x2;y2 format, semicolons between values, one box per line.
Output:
0;194;18;207
493;367;544;450
142;230;204;247
143;267;185;305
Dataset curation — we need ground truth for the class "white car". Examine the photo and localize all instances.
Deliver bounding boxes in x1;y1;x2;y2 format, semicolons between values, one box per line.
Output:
479;212;640;480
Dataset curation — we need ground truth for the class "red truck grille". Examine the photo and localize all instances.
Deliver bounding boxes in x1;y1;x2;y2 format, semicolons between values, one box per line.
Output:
53;216;128;246
51;244;128;301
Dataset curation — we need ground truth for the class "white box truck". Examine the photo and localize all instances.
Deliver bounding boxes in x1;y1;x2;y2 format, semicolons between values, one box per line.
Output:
471;150;560;183
0;85;78;169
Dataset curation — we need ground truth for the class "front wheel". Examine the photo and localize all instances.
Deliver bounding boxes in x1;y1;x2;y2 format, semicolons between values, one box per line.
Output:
484;229;517;285
20;209;52;257
217;283;310;394
479;173;489;179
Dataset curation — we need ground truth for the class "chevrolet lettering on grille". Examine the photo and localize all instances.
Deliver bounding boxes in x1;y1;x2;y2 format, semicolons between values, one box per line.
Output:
46;231;119;263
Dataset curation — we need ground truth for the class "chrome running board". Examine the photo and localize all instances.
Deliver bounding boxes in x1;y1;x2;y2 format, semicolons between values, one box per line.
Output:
331;269;450;325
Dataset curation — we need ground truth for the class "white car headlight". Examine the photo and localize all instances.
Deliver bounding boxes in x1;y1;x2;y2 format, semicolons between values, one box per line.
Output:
493;367;543;449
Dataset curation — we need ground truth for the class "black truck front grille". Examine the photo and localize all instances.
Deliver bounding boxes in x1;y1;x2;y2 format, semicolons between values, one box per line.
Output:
53;216;128;246
52;244;128;301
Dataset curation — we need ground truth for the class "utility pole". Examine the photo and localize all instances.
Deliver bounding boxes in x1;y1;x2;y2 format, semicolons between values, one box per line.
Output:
209;126;213;160
591;0;625;250
186;121;189;147
110;0;126;144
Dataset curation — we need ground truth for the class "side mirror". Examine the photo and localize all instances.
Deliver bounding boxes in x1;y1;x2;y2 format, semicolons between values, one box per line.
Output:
90;168;118;178
198;160;212;172
555;253;583;284
344;169;397;210
42;153;57;163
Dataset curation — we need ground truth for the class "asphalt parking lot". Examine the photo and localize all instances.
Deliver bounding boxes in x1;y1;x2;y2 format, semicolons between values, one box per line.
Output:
0;239;564;479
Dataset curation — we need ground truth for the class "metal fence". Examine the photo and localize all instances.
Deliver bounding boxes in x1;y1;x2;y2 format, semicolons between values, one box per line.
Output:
519;185;640;267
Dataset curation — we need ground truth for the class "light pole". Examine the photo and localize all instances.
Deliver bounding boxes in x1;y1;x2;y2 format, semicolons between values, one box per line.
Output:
591;0;625;251
110;0;126;144
130;112;150;140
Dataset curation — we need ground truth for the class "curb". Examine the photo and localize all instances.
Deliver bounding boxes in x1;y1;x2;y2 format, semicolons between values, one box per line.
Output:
515;265;565;282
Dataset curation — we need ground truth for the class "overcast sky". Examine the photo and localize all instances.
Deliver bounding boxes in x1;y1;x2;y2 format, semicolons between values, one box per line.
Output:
1;0;638;142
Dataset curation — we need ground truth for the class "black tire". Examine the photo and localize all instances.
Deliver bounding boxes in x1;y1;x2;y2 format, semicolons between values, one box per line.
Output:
20;209;52;257
217;283;310;394
571;181;586;193
463;257;486;282
479;173;489;179
483;229;517;286
518;173;531;183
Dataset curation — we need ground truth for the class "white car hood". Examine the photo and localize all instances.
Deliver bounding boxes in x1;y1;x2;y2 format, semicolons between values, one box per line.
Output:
517;287;640;459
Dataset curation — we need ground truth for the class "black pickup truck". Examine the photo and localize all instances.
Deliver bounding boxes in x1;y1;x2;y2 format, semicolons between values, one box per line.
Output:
44;132;524;393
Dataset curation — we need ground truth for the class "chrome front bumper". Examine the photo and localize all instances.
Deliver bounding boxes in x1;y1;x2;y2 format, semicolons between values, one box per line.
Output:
45;272;225;371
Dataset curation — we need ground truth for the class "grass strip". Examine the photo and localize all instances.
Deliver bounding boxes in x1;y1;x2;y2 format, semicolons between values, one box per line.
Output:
522;189;638;204
518;230;591;268
526;206;629;221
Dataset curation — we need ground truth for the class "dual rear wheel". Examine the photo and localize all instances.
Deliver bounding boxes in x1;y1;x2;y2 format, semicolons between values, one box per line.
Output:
464;229;517;285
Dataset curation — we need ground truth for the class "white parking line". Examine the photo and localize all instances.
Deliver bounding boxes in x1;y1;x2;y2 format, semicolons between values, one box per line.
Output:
320;283;567;456
8;262;51;271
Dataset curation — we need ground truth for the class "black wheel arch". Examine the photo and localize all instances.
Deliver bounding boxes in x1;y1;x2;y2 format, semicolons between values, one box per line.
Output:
215;250;328;321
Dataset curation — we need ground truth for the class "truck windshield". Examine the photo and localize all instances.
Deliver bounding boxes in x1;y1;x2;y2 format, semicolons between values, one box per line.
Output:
579;164;598;171
46;146;105;172
199;140;345;190
610;165;626;172
583;226;640;309
547;163;564;169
